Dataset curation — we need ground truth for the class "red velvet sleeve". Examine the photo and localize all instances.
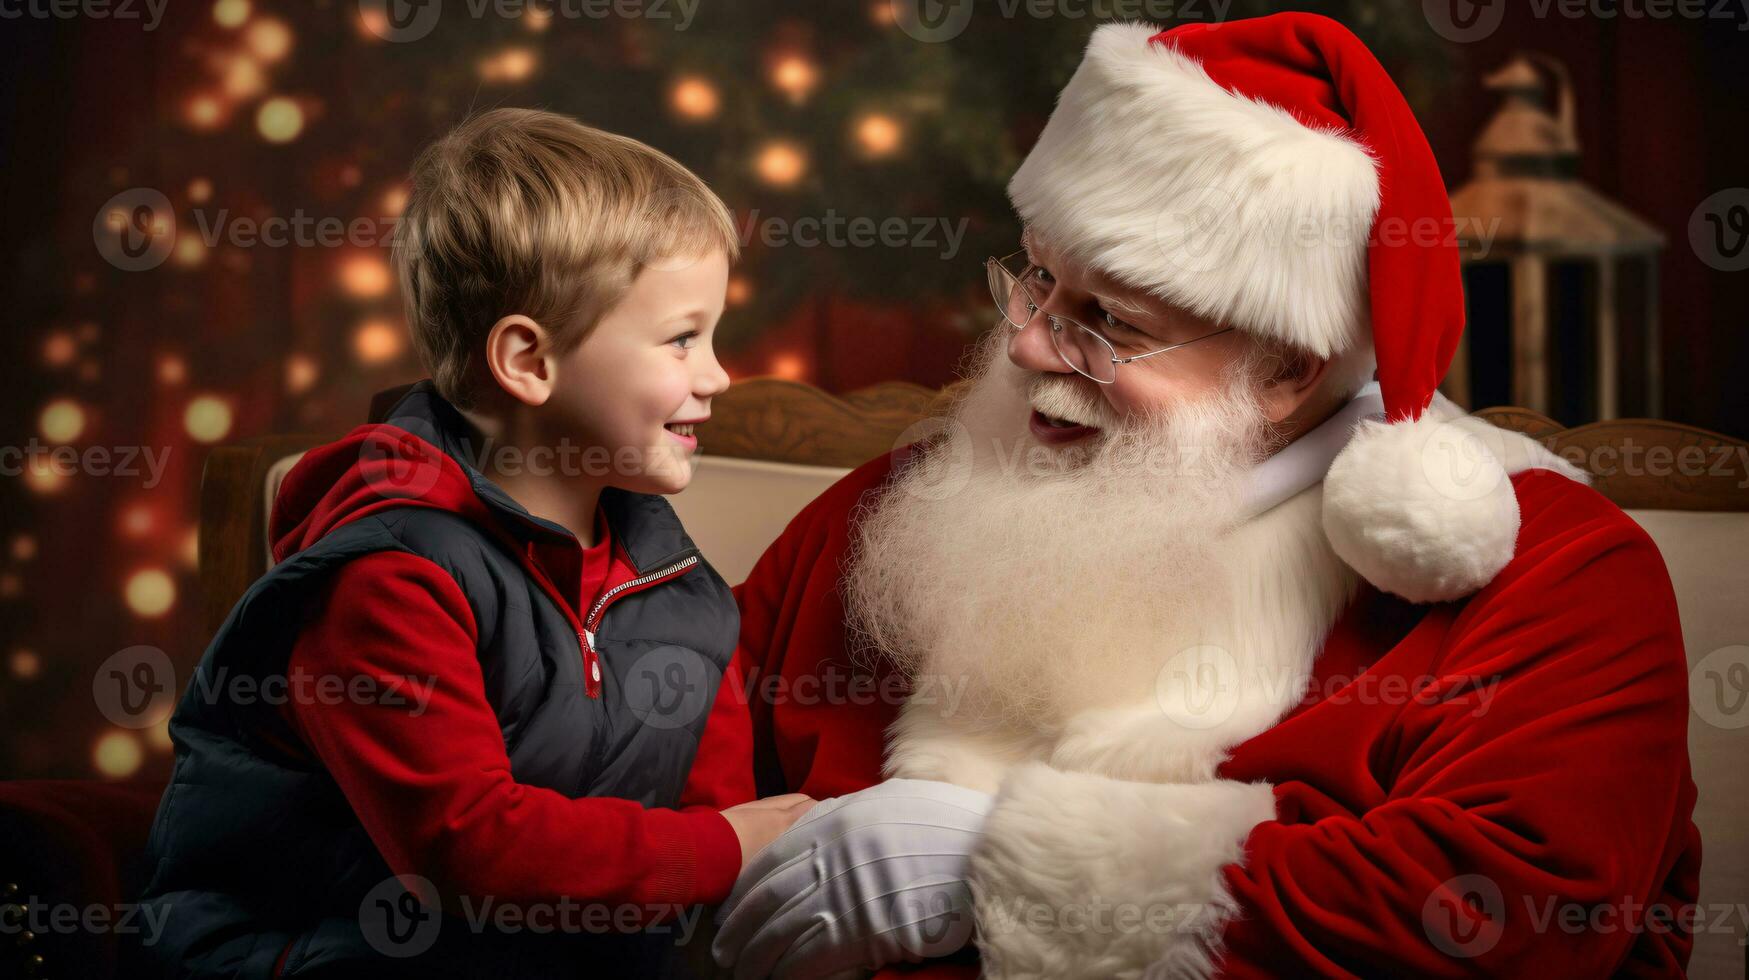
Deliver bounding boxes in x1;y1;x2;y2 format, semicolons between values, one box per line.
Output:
733;452;910;800
678;640;759;810
1217;470;1700;977
284;550;744;916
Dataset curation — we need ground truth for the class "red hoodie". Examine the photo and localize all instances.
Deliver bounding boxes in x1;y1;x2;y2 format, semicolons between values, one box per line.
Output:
263;423;757;943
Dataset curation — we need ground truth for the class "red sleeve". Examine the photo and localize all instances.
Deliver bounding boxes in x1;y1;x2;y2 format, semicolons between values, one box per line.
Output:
678;640;759;810
733;452;908;799
1217;471;1700;977
284;550;743;915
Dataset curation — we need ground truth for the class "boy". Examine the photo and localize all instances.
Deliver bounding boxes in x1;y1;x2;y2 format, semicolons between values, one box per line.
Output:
139;108;814;977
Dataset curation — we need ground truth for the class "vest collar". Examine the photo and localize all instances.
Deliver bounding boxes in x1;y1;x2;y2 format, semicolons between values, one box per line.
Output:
379;381;700;576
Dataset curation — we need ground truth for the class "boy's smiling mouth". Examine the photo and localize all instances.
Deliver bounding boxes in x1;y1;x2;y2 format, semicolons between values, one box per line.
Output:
664;417;707;448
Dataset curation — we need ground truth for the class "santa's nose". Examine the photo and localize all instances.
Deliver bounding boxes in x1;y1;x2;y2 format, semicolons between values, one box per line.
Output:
1007;310;1076;375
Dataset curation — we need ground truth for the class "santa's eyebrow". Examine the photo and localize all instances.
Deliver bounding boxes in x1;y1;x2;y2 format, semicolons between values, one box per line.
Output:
1096;293;1155;322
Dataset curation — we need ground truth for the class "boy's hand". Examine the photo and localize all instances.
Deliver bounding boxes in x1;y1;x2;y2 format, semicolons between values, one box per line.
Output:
721;793;818;865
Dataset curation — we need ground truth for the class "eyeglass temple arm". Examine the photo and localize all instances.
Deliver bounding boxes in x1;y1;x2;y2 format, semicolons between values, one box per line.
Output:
1113;326;1238;364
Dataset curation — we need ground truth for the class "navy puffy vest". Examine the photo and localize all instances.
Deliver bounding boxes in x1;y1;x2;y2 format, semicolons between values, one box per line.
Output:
139;383;738;978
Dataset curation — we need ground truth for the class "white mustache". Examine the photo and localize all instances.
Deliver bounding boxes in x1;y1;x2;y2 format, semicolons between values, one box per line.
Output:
1026;374;1118;430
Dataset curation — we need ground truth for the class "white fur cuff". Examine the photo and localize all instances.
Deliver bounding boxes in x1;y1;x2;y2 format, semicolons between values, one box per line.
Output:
967;763;1276;980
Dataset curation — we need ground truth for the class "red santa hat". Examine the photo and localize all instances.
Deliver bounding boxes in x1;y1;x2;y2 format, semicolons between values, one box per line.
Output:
1009;13;1560;602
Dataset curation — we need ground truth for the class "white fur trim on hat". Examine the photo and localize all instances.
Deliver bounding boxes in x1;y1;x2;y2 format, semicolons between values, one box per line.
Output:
1321;394;1590;604
967;762;1276;979
1007;22;1381;358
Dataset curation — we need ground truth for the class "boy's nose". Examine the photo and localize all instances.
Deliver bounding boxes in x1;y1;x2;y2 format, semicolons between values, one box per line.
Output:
698;354;731;397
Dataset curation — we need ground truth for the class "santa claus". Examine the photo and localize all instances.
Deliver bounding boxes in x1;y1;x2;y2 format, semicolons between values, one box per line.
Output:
711;13;1699;979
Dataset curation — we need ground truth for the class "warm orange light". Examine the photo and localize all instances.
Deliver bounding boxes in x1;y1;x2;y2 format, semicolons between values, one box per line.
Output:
245;17;293;62
855;113;903;158
670;77;720;120
120;503;157;538
23;458;65;495
184;94;226;130
9;648;39;680
771;55;818;102
756;142;807;187
354;319;405;365
43;331;77;367
725;276;752;307
187;177;214;204
285;353;319;394
174;236;207;268
481;47;539;83
221;54;265;99
770;353;806;380
157;354;187;386
339;255;392;298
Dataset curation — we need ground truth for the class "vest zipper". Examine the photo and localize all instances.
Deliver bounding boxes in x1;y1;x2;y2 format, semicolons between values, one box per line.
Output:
579;553;701;699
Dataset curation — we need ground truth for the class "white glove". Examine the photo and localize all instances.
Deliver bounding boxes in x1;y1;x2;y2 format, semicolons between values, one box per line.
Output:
710;778;994;980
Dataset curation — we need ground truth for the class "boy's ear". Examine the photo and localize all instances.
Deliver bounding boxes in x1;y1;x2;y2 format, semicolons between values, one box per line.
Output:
484;314;554;407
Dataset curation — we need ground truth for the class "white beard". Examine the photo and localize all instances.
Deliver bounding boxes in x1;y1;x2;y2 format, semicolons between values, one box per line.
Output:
845;330;1360;793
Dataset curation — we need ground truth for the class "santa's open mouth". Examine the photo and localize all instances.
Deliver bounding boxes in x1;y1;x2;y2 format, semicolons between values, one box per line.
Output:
1028;408;1101;445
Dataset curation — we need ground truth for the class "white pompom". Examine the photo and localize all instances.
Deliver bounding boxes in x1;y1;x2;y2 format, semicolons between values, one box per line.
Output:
1321;410;1522;603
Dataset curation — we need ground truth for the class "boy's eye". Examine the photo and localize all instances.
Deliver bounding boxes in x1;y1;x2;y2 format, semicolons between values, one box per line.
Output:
669;331;698;351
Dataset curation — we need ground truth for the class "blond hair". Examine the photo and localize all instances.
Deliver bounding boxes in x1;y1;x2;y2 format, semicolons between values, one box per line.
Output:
394;108;739;409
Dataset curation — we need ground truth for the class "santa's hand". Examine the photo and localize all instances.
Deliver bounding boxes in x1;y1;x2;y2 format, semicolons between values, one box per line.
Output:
710;778;994;980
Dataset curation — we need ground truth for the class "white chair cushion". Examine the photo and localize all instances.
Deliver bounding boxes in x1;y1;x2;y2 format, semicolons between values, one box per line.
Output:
1628;509;1749;980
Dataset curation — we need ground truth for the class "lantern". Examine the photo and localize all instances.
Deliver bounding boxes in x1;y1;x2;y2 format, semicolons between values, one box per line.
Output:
1447;55;1664;422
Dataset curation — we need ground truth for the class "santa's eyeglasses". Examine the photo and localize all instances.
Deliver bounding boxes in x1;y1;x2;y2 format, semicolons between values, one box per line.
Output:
985;250;1234;385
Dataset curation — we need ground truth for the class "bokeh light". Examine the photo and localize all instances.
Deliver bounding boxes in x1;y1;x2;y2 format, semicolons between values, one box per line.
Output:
245;17;293;62
124;568;177;618
184;395;234;443
39;398;86;443
339;255;392;297
353;319;405;365
93;730;144;778
212;0;250;28
756;141;807;187
256;97;305;143
671;77;720;120
855;113;903;158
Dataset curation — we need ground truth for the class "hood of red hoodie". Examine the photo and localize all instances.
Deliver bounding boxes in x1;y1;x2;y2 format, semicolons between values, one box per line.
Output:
268;423;496;565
